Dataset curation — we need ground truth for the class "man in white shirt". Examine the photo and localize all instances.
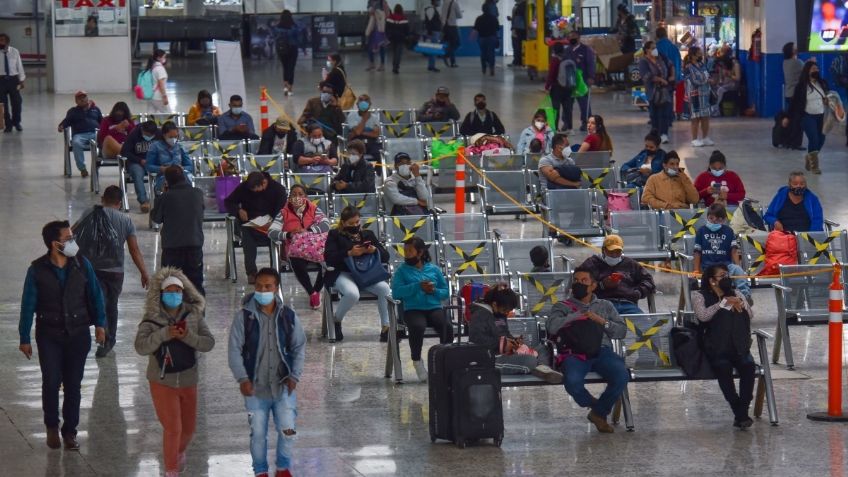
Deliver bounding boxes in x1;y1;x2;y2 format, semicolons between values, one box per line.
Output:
0;33;25;132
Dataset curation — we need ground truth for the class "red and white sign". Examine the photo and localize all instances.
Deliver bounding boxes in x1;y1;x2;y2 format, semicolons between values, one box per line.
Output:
59;0;127;7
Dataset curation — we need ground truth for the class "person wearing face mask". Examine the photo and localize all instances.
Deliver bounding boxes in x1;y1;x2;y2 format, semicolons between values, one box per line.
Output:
417;86;460;122
638;40;674;144
135;269;214;477
97;101;135;159
0;32;25;132
546;267;628;433
258;116;298;156
298;82;345;141
146;121;195;194
691;264;756;429
228;268;306;477
144;49;170;113
292;124;339;174
683;46;714;147
384;152;431;215
693;150;746;206
693;203;752;304
323;206;391;342
323;52;348;98
788;60;829;174
58;90;103;178
391;236;454;382
469;284;563;384
712;44;742;117
120;120;159;212
764;171;824;233
152;166;206;295
219;94;259;140
538;133;581;191
225;171;288;284
268;184;332;309
332;140;376;194
641;151;699;210
516;109;555;153
459;93;505;136
18;220;107;450
346;94;382;158
559;30;596;133
579;235;655;315
186;89;222;126
620;130;666;188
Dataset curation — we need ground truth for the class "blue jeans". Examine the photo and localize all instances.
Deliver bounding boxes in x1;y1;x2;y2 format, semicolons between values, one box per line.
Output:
562;345;630;418
126;162;150;205
71;131;96;171
609;300;644;315
727;263;752;298
427;32;442;69
801;113;825;153
333;272;391;326
245;392;297;474
368;46;386;65
478;36;497;71
36;330;92;435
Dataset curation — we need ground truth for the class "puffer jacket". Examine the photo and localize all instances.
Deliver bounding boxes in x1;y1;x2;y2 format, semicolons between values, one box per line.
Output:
134;267;215;388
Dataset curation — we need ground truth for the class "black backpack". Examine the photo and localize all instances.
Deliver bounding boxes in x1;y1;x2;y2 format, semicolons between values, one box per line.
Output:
142;312;197;379
73;205;123;271
424;6;442;33
741;199;767;231
554;317;604;358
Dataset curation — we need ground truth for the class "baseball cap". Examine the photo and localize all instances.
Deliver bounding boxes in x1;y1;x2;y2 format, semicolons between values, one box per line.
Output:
603;234;624;252
274;116;291;129
435;86;450;95
394;152;411;164
74;90;88;98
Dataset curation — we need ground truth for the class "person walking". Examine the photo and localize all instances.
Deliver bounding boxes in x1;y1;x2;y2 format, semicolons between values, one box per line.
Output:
75;186;150;358
365;0;390;72
441;0;463;68
0;32;25;132
145;49;170;113
386;4;410;74
473;4;500;76
135;268;214;477
508;1;527;67
19;220;107;450
788;60;828;174
151;166;206;294
275;10;303;96
684;46;714;147
422;0;443;72
228;268;306;477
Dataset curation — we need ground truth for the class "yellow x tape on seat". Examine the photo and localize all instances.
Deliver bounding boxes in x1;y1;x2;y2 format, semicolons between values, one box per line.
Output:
580;168;611;190
625;317;671;365
743;235;766;275
450;242;487;275
800;231;841;264
670;209;705;243
522;274;564;314
392;216;428;242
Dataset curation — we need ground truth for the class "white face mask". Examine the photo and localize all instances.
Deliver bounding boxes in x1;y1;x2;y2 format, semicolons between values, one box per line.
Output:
666;167;679;177
311;137;324;146
59;239;79;258
348;154;361;165
603;255;622;267
166;137;177;146
398;164;411;177
534;120;546;130
231;107;243;115
326;60;333;69
651;48;659;57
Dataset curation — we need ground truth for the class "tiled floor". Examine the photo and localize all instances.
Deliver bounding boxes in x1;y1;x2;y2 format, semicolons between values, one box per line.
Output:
1;52;848;476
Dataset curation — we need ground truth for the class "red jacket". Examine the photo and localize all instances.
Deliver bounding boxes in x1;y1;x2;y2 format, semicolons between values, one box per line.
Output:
96;117;135;147
693;170;746;206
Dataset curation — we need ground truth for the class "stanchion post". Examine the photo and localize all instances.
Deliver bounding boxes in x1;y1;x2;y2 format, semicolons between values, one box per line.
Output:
455;146;466;214
807;263;848;422
260;86;269;131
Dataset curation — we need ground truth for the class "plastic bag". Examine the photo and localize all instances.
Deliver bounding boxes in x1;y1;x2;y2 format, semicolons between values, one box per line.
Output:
537;94;556;130
573;69;589;98
430;139;461;169
73;205;122;270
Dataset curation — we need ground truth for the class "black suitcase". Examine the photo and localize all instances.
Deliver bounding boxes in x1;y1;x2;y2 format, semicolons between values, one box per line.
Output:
428;342;495;445
451;367;504;448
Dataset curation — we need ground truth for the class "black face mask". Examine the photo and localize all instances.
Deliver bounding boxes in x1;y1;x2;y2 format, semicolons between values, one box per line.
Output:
789;187;806;197
476;102;486;110
344;225;361;235
404;256;419;266
571;282;590;300
717;277;734;295
569;38;578;46
811;72;821;80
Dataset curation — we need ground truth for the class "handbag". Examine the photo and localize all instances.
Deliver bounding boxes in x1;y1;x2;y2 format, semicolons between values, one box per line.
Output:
287;231;328;263
650;86;671;106
337;68;357;110
670;326;714;379
344;251;390;288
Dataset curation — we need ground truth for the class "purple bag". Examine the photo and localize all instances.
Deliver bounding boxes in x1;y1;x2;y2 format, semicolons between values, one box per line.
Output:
215;176;241;213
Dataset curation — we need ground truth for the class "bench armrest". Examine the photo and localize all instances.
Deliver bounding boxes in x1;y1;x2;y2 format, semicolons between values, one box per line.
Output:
754;329;773;341
676;251;693;262
825;218;840;230
771;284;792;293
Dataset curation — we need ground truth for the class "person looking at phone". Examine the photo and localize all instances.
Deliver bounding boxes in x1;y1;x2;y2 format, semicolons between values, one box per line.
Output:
292;123;338;173
390;236;454;381
692;150;746;206
579;234;655;315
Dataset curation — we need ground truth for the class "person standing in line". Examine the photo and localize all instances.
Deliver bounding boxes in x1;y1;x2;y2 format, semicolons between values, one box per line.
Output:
422;0;443;72
441;0;463;68
0;32;25;132
75;186;150;358
508;1;527;67
19;221;107;450
135;269;214;477
386;4;410;74
228;268;306;477
146;49;170;113
788;60;828;174
275;10;303;96
473;4;500;77
151;166;206;295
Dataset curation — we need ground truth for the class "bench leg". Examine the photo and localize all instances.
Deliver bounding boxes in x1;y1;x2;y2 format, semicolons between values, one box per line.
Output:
779;315;795;369
387;301;404;383
753;376;765;419
612;400;622;425
324;288;336;342
772;321;782;365
756;334;780;426
621;385;635;431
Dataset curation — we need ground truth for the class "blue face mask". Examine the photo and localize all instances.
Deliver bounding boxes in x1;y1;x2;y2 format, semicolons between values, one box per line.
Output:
706;222;722;232
709;168;725;177
161;291;183;309
143;134;155;142
358;101;370;111
254;291;276;306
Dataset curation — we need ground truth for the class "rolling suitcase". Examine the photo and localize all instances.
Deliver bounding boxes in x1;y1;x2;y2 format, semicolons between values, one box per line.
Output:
451;367;504;448
428;342;499;447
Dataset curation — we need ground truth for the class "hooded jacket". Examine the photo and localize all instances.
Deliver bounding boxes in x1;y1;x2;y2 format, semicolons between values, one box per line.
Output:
228;293;306;398
134;268;215;388
468;302;512;353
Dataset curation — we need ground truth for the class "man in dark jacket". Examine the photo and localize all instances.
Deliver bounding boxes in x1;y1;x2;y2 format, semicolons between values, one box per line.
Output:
331;140;376;194
459;93;506;136
19;220;107;450
561;30;596;132
297;81;345;142
417;86;460;122
57;91;103;177
120;120;159;212
225;171;287;283
257;116;298;156
579;234;655;315
151;165;206;294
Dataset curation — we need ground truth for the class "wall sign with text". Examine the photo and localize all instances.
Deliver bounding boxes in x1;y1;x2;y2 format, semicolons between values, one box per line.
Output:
53;0;130;38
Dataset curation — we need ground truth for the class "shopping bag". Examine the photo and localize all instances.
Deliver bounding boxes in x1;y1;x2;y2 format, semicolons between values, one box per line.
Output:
287;231;328;263
215;176;241;213
537;94;556;131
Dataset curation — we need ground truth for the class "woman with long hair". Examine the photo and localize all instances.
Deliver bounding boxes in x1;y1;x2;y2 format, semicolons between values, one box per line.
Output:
365;0;390;72
638;40;673;143
577;114;613;152
97;101;135;159
515;109;555;153
186;90;221;126
276;10;302;96
789;60;828;174
324;52;348;99
385;4;410;74
146;49;169;113
684;46;714;147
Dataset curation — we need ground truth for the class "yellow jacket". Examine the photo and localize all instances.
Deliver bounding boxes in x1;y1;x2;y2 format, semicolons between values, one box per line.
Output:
186;104;222;126
641;170;699;209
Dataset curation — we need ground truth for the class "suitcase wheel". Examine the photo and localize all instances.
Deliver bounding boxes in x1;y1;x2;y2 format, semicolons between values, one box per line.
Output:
455;439;466;449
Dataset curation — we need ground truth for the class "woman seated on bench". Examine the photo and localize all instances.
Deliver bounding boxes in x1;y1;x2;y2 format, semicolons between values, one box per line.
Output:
390;237;454;382
468;284;562;383
323;206;390;343
692;263;756;429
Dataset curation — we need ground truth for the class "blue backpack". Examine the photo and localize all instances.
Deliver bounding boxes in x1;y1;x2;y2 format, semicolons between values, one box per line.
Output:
134;69;155;100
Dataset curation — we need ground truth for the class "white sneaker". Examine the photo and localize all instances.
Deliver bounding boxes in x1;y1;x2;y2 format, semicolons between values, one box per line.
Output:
413;360;428;382
531;364;563;384
701;137;715;146
691;139;704;147
661;134;669;144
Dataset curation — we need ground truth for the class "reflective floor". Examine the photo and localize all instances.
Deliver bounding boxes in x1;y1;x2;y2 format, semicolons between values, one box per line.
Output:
1;52;848;476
